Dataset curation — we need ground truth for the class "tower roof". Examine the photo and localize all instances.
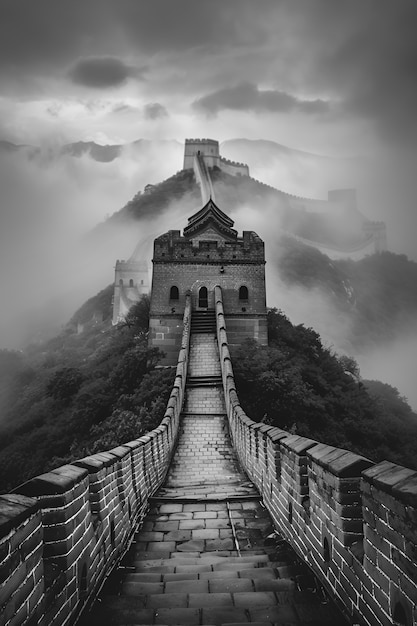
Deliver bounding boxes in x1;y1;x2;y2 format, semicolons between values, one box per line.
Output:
183;198;237;239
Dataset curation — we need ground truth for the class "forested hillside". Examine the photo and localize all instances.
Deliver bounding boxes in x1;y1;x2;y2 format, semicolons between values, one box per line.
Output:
0;294;174;493
234;309;417;470
1;168;417;493
1;291;417;495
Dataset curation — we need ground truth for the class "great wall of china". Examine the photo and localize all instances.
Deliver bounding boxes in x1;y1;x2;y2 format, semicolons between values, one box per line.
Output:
1;139;414;626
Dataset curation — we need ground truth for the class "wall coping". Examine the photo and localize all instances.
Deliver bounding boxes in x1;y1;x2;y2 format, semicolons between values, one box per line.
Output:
362;460;417;506
0;494;39;538
280;434;317;454
307;443;373;478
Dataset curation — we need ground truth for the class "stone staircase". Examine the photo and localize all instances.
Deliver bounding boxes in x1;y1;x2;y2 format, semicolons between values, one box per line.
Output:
190;310;216;334
80;331;348;625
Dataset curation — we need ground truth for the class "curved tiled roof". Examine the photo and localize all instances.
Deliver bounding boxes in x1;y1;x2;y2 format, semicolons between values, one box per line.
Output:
183;197;237;238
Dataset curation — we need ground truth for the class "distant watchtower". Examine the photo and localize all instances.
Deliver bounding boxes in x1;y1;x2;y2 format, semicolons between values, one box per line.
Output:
183;139;220;170
149;198;267;365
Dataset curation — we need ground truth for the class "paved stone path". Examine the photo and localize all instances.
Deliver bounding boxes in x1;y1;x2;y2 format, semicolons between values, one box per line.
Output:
82;329;348;625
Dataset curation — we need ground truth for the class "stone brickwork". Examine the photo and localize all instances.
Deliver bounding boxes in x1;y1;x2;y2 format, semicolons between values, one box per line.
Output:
188;334;221;377
150;262;266;316
82;286;347;625
149;197;267;365
0;297;191;626
184;387;226;415
0;494;44;625
183;138;220;170
3;283;417;625
164;415;242;489
183;138;249;177
112;260;149;324
214;284;417;626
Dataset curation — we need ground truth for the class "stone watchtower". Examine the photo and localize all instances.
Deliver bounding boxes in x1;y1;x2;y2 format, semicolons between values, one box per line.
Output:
183;138;220;170
149;198;268;365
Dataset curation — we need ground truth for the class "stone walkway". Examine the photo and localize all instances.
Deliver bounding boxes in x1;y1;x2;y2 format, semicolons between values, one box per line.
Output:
82;330;348;625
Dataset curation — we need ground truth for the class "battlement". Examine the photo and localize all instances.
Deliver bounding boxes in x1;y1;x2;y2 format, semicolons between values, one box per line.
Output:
185;138;219;145
0;299;192;626
183;137;249;177
219;156;247;167
153;228;265;264
214;285;417;626
1;288;415;626
112;259;149;323
115;259;148;269
219;155;249;176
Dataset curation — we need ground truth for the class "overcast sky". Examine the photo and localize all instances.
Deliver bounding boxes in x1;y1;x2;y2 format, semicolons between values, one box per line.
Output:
0;0;417;405
0;0;415;153
1;0;416;261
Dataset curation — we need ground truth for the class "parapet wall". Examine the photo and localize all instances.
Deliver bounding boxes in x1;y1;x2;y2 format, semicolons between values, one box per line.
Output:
0;296;191;626
218;156;249;177
193;153;216;204
214;284;417;626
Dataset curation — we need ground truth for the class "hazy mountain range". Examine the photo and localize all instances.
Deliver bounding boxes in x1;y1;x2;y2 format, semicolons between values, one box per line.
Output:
1;137;345;162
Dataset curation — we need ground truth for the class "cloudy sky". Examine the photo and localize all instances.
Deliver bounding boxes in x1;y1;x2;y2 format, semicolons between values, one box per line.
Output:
0;0;417;403
0;0;416;153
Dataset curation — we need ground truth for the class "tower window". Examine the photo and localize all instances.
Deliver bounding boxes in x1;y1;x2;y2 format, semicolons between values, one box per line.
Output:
239;286;249;300
169;286;179;300
129;279;134;287
198;286;208;308
119;279;123;286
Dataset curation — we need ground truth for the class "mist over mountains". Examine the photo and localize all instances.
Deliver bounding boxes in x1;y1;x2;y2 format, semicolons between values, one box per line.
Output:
1;136;417;407
0;136;358;198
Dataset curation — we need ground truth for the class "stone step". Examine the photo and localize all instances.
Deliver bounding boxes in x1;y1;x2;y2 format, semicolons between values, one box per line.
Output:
133;560;271;573
133;553;271;566
187;376;222;388
90;595;346;625
190;328;217;334
123;576;296;594
132;549;272;560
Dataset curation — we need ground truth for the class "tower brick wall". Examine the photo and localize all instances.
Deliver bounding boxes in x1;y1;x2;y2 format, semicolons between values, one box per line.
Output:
149;199;268;365
183;138;220;170
112;260;149;324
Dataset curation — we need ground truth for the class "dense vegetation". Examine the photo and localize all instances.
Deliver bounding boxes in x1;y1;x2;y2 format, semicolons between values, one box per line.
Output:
94;168;200;228
0;294;174;493
234;309;417;469
1;168;417;492
1;289;417;495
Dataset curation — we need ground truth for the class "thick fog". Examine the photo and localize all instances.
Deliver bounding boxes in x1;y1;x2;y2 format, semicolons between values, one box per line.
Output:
0;142;183;347
229;189;417;411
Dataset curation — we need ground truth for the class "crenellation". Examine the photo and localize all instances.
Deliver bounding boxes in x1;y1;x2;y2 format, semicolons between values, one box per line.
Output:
212;284;417;626
0;296;192;626
0;176;408;625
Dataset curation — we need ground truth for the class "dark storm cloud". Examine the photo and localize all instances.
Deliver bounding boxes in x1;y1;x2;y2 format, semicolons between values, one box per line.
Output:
144;103;168;120
285;0;417;144
193;82;329;116
0;0;262;76
0;0;416;145
69;57;144;88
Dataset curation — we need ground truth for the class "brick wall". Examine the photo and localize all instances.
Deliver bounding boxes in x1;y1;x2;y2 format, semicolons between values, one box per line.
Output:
149;260;267;364
0;296;191;626
214;284;417;626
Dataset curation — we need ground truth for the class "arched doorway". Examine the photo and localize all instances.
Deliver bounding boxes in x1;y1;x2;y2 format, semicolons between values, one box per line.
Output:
198;286;208;309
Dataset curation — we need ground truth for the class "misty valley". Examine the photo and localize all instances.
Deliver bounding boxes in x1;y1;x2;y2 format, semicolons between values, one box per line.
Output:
1;153;417;493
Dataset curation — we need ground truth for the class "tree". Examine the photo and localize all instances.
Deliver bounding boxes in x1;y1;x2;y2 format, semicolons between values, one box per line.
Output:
46;367;84;403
